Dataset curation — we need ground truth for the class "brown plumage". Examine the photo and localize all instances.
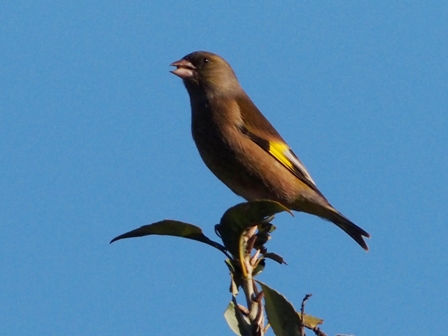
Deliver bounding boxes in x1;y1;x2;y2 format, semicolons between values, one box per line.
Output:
170;51;370;250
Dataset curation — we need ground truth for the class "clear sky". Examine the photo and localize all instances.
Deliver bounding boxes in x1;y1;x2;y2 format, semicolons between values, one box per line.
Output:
1;2;447;335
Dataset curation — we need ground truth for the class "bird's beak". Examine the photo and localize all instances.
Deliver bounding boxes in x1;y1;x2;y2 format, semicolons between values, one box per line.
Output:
170;59;196;79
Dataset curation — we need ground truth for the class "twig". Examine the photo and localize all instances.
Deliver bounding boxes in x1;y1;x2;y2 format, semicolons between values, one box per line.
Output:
239;225;266;336
301;294;312;316
313;327;327;336
300;294;312;336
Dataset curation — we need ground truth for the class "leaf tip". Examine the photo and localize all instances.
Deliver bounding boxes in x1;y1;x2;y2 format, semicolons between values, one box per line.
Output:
109;234;124;244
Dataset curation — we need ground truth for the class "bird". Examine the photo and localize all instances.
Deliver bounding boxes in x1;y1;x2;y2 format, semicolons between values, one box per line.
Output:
170;51;370;250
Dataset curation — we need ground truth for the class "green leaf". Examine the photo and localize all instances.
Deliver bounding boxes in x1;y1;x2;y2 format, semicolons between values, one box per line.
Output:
225;259;243;295
264;252;287;265
220;200;291;231
216;200;292;257
110;220;228;256
224;300;252;336
258;281;302;336
257;281;323;335
297;313;323;330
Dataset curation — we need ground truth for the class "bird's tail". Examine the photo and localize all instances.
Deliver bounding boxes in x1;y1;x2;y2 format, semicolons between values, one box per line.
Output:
323;207;370;251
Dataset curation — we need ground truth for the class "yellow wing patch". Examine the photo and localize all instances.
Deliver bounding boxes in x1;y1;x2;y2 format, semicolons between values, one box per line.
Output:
268;142;294;170
239;125;317;191
268;141;317;190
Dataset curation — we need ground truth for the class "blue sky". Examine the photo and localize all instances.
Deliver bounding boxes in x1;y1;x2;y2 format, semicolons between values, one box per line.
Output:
1;1;447;335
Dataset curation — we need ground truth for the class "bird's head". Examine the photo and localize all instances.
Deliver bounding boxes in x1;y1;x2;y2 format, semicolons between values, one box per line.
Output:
170;51;240;97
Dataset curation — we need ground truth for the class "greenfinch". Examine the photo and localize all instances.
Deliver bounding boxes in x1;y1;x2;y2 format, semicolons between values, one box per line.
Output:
170;51;370;250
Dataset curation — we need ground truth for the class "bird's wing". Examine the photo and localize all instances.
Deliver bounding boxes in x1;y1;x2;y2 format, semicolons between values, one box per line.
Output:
240;125;319;191
235;94;320;193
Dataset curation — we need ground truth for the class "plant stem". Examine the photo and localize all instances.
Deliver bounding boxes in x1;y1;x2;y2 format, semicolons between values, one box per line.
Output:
240;225;265;336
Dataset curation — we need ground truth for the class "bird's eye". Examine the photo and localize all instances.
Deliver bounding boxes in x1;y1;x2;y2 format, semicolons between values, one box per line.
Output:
203;57;210;64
